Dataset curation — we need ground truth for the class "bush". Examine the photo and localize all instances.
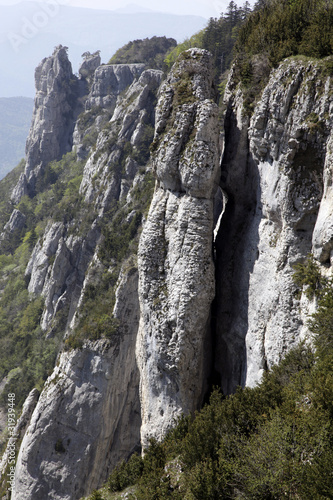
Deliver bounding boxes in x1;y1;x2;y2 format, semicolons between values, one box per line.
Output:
108;453;144;492
293;254;327;299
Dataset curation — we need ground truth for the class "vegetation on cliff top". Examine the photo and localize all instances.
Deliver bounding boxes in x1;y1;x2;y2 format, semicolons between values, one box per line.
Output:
108;36;177;70
236;0;333;66
164;1;253;90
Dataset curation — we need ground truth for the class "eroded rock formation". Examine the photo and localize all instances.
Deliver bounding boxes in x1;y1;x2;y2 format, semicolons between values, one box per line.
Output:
137;49;220;447
2;46;333;500
215;59;333;391
11;46;78;204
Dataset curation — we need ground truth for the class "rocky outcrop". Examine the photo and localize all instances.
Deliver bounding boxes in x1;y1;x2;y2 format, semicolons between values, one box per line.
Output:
12;263;141;500
78;51;101;84
0;389;39;490
136;49;220;447
79;68;162;210
215;59;333;391
11;46;78;204
5;43;333;500
24;62;161;333
25;221;100;332
9;52;161;500
0;209;26;248
86;63;145;111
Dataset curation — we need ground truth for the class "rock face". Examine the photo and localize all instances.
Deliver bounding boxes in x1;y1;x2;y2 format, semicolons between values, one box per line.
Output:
19;58;162;335
0;389;39;486
4;45;333;500
215;59;333;391
137;49;220;447
25;221;100;332
11;46;78;204
9;51;161;500
79;67;162;208
0;209;26;248
12;265;141;500
86;63;145;111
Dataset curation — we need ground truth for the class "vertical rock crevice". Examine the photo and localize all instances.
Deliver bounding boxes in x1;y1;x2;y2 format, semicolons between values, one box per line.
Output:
215;59;333;391
214;90;259;395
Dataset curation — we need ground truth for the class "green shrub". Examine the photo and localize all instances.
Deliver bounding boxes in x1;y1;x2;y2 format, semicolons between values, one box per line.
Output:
108;453;144;492
293;254;327;299
89;491;103;500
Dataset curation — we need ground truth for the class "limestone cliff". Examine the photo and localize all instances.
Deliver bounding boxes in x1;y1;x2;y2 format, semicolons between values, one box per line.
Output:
1;44;333;500
11;46;78;204
215;58;333;392
4;50;161;500
137;48;220;447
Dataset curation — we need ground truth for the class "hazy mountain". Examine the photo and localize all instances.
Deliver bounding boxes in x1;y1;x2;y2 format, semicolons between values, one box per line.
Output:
0;1;207;97
0;97;33;180
113;3;156;13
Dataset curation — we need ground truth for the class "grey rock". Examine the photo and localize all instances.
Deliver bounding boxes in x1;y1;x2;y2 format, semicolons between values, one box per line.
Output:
25;221;100;332
11;46;78;204
85;63;145;111
0;209;26;247
79;52;101;83
12;264;141;500
215;59;333;391
0;389;39;485
80;68;162;213
137;49;220;447
3;209;26;233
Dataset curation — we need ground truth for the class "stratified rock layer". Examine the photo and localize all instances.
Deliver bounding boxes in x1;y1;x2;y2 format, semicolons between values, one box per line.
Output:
137;49;220;447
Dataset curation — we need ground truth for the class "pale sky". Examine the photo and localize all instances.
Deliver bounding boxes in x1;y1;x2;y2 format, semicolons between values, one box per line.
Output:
0;0;257;19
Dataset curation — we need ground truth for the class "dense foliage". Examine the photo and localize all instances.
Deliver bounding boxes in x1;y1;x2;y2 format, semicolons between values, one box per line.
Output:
108;36;177;69
164;1;252;84
236;0;333;66
201;1;252;75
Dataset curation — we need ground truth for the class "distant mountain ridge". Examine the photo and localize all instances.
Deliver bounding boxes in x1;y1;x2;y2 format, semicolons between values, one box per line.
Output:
113;3;156;13
0;97;33;180
0;2;207;97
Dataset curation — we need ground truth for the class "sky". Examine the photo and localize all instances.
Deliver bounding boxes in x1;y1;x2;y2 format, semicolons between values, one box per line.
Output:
0;0;257;19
